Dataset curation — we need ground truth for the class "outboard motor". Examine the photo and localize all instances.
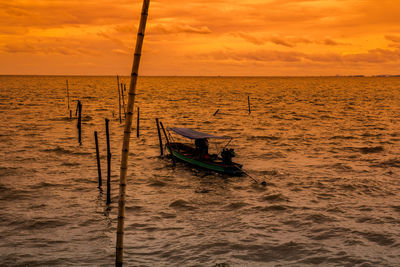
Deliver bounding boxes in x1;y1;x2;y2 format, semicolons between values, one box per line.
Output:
221;148;235;164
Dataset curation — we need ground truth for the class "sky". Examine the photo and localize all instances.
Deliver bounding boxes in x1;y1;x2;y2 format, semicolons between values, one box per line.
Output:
1;0;400;76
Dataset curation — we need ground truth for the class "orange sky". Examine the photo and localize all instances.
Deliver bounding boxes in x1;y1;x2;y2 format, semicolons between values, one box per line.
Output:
1;0;400;76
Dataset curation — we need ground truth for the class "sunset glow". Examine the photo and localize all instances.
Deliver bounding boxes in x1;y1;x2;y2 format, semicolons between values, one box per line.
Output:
1;0;400;76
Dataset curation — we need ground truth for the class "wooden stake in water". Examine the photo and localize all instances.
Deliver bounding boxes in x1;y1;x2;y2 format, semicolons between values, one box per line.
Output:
159;121;175;165
248;95;251;114
136;107;140;138
105;119;111;205
116;1;150;265
117;76;122;123
94;131;102;189
156;118;163;156
121;83;126;119
66;79;70;110
77;100;82;145
213;109;220;116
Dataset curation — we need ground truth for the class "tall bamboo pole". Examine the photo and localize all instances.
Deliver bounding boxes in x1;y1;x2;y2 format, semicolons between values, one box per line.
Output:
117;76;122;123
115;1;150;266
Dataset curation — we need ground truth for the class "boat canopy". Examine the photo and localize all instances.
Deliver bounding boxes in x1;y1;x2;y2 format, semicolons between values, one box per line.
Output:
168;127;231;140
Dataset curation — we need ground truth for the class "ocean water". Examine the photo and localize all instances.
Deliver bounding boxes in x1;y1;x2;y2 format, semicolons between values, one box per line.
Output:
0;75;400;266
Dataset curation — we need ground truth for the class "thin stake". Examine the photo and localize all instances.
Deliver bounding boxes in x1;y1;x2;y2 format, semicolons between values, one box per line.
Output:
248;95;251;114
136;107;140;138
116;1;150;265
121;83;126;118
94;131;102;189
75;100;79;116
77;100;82;145
159;121;175;165
156;118;163;156
117;76;122;123
66;79;70;110
105;118;111;205
213;109;220;116
242;170;266;186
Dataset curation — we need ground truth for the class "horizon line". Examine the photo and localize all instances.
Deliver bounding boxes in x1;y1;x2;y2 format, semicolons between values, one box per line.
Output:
1;74;400;78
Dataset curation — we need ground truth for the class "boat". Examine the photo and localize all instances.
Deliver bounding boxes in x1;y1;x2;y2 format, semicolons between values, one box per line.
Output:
163;127;244;176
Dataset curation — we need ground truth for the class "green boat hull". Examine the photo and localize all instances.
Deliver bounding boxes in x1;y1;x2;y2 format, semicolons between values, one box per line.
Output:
167;146;243;176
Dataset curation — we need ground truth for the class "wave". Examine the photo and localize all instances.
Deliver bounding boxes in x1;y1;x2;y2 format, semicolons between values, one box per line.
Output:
169;199;197;210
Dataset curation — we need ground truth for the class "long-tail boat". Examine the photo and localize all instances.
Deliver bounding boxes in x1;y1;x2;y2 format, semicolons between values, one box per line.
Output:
163;127;244;176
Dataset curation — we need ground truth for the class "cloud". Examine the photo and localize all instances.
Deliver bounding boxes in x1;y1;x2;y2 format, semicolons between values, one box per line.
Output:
1;38;101;56
233;32;343;48
150;23;211;35
321;38;340;46
269;36;294;47
386;35;400;43
1;0;400;75
195;47;400;64
233;32;268;45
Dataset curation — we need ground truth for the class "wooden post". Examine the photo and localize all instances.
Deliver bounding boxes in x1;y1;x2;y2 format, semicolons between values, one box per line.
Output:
136;107;140;138
213;109;219;116
247;95;250;114
70;110;72;119
105;118;111;205
121;83;126;118
77;100;82;145
159;121;175;165
116;1;150;265
66;79;70;110
156;118;163;156
117;76;122;123
94;131;102;189
75;100;79;116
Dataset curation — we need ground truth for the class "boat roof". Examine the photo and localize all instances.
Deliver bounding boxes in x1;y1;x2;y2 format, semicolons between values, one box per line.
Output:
168;127;231;140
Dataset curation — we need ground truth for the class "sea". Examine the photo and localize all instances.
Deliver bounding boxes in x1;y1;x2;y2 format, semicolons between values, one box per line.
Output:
0;75;400;266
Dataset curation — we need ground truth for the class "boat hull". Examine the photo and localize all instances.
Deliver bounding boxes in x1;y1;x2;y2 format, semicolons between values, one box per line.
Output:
167;145;243;176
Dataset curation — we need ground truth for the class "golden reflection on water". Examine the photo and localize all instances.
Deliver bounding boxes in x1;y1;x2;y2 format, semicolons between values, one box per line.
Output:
0;76;400;265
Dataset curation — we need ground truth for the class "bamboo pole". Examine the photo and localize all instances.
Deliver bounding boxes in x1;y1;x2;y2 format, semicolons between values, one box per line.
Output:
159;121;175;165
94;131;102;189
155;118;163;156
105;118;111;205
77;100;82;145
66;79;70;110
75;100;79;116
121;83;126;118
117;76;122;123
247;95;250;114
136;107;140;138
116;0;150;266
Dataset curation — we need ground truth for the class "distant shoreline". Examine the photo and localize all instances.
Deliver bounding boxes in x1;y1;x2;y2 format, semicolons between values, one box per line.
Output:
1;74;400;78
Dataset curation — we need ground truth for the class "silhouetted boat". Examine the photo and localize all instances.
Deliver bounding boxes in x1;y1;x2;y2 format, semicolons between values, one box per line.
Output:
164;127;244;176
